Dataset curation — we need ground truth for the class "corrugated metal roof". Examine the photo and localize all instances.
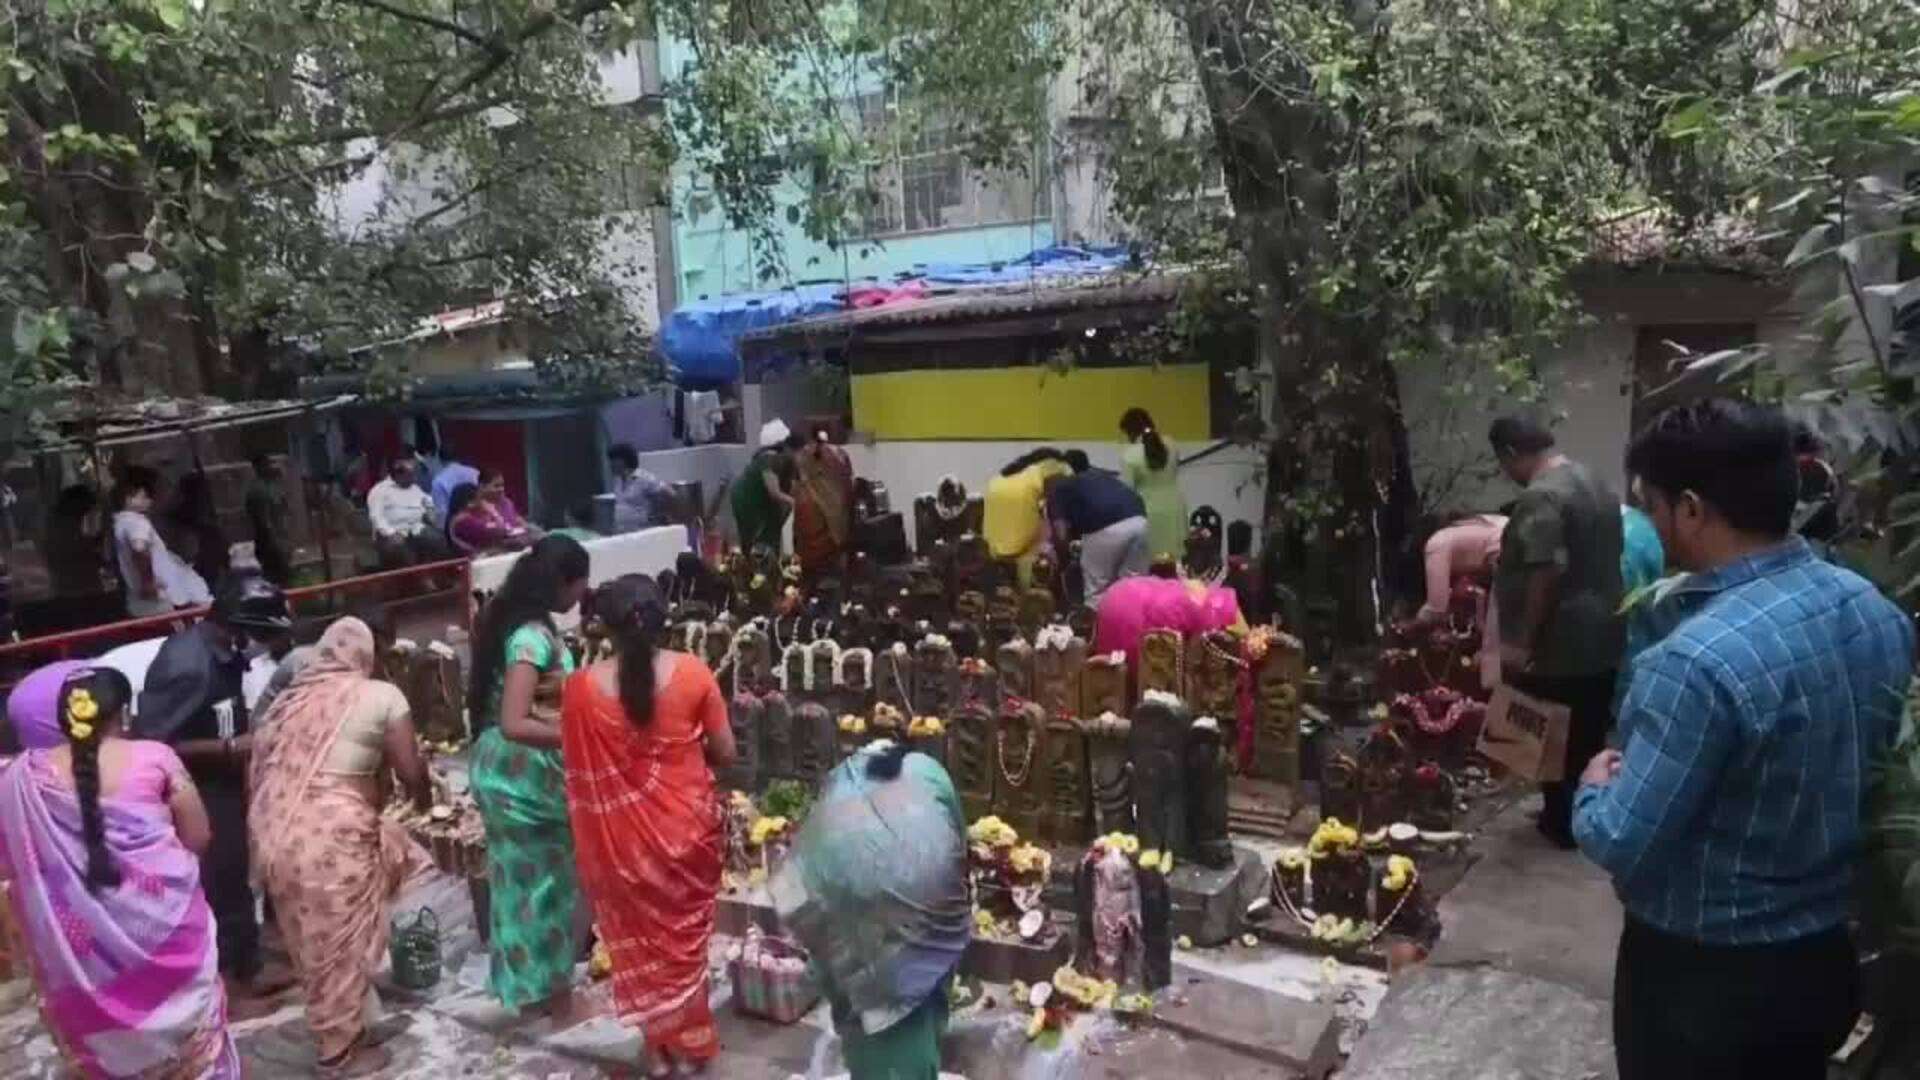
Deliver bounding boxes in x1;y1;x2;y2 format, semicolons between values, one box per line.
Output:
738;272;1188;346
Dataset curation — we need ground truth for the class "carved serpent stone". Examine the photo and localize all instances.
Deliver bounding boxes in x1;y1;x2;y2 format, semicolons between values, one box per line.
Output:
759;691;795;781
874;647;915;714
1086;714;1136;837
1251;635;1306;786
1033;636;1086;720
914;639;959;718
1137;630;1185;702
1080;653;1127;720
1183;719;1234;870
1128;698;1190;860
1039;715;1092;848
721;693;764;794
791;702;835;788
949;702;999;825
995;700;1047;840
995;639;1035;702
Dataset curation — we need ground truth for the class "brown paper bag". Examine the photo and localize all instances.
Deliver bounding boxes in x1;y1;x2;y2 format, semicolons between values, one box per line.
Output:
1475;683;1571;782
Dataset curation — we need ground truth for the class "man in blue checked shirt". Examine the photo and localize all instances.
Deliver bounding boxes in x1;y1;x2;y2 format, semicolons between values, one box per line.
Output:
1575;400;1914;1080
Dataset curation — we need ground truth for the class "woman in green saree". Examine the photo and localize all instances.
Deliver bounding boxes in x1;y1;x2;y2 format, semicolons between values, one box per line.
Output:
467;535;593;1024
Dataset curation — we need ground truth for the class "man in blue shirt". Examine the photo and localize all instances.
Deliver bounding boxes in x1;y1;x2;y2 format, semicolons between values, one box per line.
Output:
1575;400;1913;1079
429;441;479;522
607;442;676;534
1046;451;1149;601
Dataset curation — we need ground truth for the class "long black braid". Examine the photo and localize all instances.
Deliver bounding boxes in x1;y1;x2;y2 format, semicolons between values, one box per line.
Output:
61;668;132;892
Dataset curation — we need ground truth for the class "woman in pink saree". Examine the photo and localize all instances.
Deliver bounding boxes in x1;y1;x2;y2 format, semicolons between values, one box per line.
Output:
0;664;238;1079
1092;573;1244;669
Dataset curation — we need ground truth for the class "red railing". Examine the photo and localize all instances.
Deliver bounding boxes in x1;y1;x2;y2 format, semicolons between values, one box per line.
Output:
0;558;474;668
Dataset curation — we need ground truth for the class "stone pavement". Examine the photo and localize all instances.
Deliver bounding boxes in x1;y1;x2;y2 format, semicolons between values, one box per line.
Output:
1339;798;1621;1080
0;852;1379;1079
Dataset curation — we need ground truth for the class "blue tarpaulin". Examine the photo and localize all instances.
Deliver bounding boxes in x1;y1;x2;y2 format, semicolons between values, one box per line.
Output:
658;246;1138;386
659;282;848;388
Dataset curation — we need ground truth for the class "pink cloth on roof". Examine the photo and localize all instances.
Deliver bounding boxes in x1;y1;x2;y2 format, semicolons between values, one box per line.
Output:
844;281;929;309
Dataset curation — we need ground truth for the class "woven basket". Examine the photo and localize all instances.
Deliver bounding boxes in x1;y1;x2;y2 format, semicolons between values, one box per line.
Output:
730;931;820;1024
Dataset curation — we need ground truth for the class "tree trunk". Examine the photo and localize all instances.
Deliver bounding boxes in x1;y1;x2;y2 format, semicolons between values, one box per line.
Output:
1180;0;1413;642
7;13;209;399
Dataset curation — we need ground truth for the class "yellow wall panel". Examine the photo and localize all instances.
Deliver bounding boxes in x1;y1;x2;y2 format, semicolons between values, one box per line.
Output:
851;364;1211;441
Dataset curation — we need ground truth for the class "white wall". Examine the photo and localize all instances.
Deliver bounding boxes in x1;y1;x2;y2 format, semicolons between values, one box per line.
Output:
634;443;753;525
844;440;1266;550
1398;276;1806;515
628;437;1263;551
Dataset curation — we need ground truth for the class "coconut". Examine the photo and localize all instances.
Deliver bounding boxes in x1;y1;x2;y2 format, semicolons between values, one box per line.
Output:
1018;909;1046;940
1028;981;1053;1008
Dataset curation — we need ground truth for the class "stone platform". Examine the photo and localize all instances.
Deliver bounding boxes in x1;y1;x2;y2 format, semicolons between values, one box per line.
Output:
1169;845;1265;947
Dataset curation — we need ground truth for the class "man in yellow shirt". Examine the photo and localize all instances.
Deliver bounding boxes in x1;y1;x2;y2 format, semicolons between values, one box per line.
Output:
982;448;1071;586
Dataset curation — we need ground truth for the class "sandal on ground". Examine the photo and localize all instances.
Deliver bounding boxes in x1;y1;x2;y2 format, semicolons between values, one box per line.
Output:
315;1044;392;1078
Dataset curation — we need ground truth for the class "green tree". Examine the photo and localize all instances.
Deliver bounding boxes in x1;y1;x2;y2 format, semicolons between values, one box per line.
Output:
1653;0;1919;591
655;0;1666;635
2;0;666;436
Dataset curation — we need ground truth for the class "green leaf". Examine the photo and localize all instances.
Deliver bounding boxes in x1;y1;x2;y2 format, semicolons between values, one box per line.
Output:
1662;98;1713;139
11;313;44;357
150;0;187;31
1787;222;1837;268
1767;187;1816;216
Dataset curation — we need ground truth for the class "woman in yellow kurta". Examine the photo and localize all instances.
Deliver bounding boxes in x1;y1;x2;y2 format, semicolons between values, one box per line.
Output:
982;448;1071;585
1120;408;1187;560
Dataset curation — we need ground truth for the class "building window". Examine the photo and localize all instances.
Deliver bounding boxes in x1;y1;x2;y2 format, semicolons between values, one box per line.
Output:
857;91;1049;238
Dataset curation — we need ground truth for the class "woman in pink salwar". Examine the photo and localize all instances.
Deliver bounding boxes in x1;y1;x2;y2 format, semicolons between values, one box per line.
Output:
0;664;237;1079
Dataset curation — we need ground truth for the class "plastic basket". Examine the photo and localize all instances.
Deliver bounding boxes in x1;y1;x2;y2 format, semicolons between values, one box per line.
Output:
729;929;820;1024
388;907;442;991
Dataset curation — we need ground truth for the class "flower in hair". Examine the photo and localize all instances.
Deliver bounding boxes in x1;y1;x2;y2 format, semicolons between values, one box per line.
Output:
68;690;98;722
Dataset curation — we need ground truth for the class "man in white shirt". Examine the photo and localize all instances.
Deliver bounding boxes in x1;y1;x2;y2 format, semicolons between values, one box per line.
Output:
607;442;676;533
366;458;449;567
112;466;212;618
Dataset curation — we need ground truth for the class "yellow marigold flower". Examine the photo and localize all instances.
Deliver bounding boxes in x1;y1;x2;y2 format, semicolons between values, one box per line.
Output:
1009;844;1050;876
68;721;95;741
67;690;98;723
1139;850;1161;871
1381;854;1417;892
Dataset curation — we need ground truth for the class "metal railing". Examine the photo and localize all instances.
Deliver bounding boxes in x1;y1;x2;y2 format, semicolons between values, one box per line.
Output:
0;558;474;670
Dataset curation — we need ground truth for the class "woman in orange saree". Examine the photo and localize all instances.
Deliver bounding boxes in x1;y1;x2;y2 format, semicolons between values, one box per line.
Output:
561;575;737;1076
791;425;853;579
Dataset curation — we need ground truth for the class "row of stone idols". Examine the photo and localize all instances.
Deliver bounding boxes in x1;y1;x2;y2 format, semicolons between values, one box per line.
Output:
1318;687;1487;832
1376;581;1489;701
385;639;465;746
689;623;1305;876
1136;626;1307;785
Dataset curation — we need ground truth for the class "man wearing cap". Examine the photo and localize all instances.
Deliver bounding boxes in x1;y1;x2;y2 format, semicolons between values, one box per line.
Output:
731;420;804;553
135;574;296;1007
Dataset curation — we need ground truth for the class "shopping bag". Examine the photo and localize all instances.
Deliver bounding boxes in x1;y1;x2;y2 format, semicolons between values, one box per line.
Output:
1475;683;1570;782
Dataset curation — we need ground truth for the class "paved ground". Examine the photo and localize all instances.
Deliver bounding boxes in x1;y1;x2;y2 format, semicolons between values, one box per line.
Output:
6;796;1603;1078
1339;797;1621;1080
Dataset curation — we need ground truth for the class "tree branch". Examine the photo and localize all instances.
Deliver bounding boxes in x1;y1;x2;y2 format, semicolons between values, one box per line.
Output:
327;0;492;48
